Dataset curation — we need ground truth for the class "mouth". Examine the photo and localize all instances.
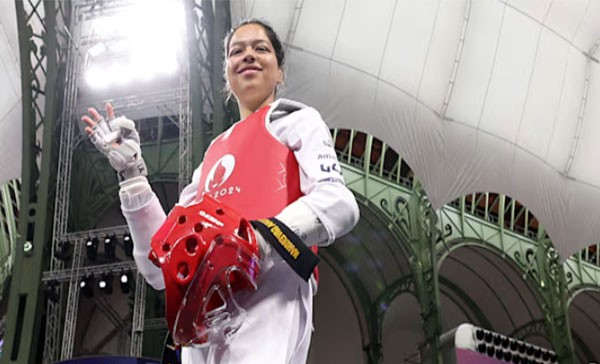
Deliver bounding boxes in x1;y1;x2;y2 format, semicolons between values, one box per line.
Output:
237;66;262;74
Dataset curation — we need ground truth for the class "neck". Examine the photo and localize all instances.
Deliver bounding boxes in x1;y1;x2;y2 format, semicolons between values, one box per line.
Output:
238;94;276;119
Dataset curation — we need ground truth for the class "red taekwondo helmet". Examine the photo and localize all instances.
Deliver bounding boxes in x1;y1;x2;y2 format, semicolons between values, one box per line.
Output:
149;195;260;346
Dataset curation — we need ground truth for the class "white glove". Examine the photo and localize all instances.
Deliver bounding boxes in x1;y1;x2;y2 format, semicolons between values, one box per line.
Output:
83;104;147;181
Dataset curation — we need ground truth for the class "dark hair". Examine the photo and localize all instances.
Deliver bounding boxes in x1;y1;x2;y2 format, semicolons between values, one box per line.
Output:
224;18;285;67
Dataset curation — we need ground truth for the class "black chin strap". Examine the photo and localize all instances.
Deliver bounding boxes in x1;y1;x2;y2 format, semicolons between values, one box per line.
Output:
251;217;319;281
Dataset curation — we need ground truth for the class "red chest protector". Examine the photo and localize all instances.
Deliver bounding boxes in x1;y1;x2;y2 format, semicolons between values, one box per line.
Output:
198;105;318;280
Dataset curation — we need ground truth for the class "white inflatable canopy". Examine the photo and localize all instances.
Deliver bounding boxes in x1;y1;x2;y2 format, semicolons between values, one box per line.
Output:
232;0;600;260
0;0;599;261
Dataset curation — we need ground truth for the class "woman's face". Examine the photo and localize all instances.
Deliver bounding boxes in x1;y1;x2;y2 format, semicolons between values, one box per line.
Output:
226;24;283;112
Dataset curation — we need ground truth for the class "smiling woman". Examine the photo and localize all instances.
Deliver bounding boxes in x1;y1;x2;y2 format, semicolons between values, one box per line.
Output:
81;18;360;364
224;20;285;118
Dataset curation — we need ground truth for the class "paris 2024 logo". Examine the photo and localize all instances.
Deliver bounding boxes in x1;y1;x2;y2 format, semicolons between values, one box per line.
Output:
204;154;242;198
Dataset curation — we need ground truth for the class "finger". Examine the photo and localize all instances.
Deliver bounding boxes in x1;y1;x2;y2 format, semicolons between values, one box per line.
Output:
88;107;103;122
110;116;135;131
106;103;115;120
84;126;93;135
82;115;96;128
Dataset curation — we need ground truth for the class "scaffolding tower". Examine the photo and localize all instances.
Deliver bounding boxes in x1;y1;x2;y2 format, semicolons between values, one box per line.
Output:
3;0;232;363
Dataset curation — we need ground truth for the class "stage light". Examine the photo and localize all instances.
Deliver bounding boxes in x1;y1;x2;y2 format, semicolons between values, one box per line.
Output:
493;334;501;345
80;274;95;298
120;270;133;294
98;273;113;295
54;240;71;261
87;42;106;57
85;237;99;261
85;65;108;89
495;348;503;359
477;343;486;353
44;280;60;302
110;63;133;86
84;0;185;91
123;233;133;257
104;234;116;259
475;329;484;340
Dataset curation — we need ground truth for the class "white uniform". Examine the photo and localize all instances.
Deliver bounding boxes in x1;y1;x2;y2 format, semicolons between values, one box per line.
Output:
119;99;360;364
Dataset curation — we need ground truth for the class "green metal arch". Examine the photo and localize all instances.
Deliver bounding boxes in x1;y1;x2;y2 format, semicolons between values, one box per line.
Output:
439;239;542;293
567;284;600;306
438;238;542;303
354;193;412;267
438;238;518;270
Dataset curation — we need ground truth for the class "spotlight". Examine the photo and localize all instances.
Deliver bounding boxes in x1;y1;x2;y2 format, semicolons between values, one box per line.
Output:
104;234;116;259
493;334;501;345
541;350;550;360
123;233;133;257
87;42;107;57
54;240;71;261
98;273;113;294
526;344;534;356
475;329;484;340
44;280;60;302
80;274;95;298
495;348;503;359
85;237;99;261
120;270;133;294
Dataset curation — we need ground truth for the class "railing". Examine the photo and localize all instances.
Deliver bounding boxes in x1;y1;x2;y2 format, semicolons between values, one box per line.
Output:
331;128;599;269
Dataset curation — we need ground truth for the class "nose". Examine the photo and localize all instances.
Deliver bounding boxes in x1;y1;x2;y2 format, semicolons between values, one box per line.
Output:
242;48;256;63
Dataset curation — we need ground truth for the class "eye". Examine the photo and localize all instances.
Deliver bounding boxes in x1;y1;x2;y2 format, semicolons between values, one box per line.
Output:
229;48;242;57
256;45;270;52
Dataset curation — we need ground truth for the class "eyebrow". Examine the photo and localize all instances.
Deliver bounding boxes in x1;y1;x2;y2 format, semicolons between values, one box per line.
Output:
228;39;270;49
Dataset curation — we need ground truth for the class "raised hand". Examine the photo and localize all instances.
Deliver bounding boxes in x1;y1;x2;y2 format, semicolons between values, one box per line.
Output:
82;103;147;181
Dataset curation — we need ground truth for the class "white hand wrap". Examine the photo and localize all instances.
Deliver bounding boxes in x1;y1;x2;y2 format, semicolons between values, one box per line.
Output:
89;116;147;181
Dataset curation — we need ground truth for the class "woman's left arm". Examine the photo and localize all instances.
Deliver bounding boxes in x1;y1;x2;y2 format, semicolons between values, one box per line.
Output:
269;106;360;246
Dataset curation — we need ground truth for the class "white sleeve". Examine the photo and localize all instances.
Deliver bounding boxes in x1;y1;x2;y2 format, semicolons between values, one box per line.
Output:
119;177;166;290
178;163;202;206
269;106;360;246
118;166;203;290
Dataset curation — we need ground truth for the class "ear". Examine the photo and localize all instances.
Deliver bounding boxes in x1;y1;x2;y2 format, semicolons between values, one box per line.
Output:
277;69;284;84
